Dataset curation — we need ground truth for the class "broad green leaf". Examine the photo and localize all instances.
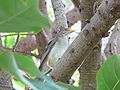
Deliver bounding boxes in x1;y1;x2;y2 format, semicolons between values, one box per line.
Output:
0;51;66;90
0;0;51;32
97;55;120;90
0;51;17;73
28;79;67;90
57;82;80;90
14;53;42;78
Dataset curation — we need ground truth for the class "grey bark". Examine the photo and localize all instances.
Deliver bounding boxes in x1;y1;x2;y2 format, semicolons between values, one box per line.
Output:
15;35;37;52
50;0;120;83
79;0;102;90
104;19;120;58
71;0;80;8
66;7;81;27
51;0;68;29
0;71;13;90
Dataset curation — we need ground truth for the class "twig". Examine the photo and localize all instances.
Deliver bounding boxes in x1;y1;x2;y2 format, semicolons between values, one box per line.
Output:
12;33;20;52
1;33;35;37
44;69;52;75
2;47;40;58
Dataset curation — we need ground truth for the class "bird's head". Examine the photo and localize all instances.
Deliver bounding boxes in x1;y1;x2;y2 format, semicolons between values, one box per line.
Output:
57;27;76;37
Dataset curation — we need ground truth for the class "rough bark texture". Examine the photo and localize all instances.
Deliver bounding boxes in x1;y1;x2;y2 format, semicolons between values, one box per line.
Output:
0;71;13;90
80;0;100;28
71;0;80;8
66;7;81;27
104;19;120;58
79;44;102;90
79;0;102;90
51;0;68;29
50;0;120;83
15;35;37;52
36;32;48;58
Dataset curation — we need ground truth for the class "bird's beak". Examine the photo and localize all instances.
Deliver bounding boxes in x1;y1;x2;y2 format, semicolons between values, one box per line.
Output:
67;30;76;33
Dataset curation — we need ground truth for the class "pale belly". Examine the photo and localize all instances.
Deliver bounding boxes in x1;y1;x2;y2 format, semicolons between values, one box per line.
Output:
42;37;69;72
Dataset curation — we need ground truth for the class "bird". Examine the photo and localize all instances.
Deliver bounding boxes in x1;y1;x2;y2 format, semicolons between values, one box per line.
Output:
39;27;75;73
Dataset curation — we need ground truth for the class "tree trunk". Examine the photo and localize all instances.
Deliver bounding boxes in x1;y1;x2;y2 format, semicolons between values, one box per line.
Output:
79;0;102;89
79;45;102;90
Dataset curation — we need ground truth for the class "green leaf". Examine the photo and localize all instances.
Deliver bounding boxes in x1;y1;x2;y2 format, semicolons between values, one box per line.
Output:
14;53;42;78
97;55;120;90
57;82;80;90
29;79;67;90
0;0;51;32
3;36;15;47
0;51;66;90
0;51;16;73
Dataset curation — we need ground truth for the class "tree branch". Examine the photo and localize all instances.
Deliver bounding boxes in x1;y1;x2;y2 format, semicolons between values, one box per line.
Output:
104;19;120;58
71;0;80;8
66;7;81;27
2;47;39;58
50;0;120;82
79;0;102;89
51;0;68;28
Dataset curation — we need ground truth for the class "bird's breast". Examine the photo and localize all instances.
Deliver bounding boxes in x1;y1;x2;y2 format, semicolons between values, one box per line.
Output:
47;37;69;67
